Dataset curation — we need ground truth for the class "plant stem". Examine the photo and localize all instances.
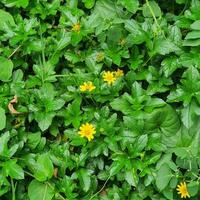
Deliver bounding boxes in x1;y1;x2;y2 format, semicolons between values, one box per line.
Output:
89;175;111;200
11;178;16;200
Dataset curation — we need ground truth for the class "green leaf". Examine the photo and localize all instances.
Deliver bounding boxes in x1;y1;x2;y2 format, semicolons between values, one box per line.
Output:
77;169;91;192
2;0;29;8
181;102;196;129
0;57;13;81
118;0;139;14
156;164;172;191
187;181;199;196
176;0;186;4
153;38;180;55
161;56;180;77
94;0;120;19
0;132;10;157
110;93;132;115
28;180;54;200
125;20;147;44
0;9;15;29
133;134;148;154
82;0;95;9
3;159;24;180
0;107;6;130
109;160;124;177
125;169;138;187
34;154;54;182
27;132;42;149
185;31;200;39
142;1;161;17
145;105;180;136
35;112;55;131
183;39;200;46
190;20;200;30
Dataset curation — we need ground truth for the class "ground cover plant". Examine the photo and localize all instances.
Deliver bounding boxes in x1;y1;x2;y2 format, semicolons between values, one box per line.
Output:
0;0;200;199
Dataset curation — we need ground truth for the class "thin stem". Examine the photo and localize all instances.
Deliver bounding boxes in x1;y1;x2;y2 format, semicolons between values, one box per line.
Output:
11;178;16;200
8;45;22;59
89;175;111;200
146;0;166;38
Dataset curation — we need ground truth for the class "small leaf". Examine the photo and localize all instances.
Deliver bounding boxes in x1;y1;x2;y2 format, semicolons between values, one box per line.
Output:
190;20;200;30
77;169;91;192
0;107;6;130
143;1;161;17
3;159;24;180
153;39;180;55
0;57;13;81
0;9;15;30
0;132;10;156
28;180;54;200
156;164;172;191
34;154;54;182
118;0;139;14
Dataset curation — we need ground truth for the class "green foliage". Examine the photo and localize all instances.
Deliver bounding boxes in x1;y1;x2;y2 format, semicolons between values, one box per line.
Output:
0;0;200;199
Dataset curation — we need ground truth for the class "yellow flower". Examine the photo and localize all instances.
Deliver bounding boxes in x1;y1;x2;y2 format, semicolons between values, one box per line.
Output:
79;81;95;92
72;23;81;32
79;82;88;92
86;81;96;91
177;182;190;199
78;123;96;141
96;52;105;62
102;71;116;85
119;38;126;46
114;69;124;78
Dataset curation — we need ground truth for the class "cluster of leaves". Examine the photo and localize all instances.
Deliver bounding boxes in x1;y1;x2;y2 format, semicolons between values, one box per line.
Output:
0;0;200;199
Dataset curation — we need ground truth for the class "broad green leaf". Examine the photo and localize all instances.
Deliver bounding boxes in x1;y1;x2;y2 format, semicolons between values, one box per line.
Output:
156;164;172;191
28;180;54;200
94;0;121;19
125;170;138;187
153;39;180;55
0;57;13;81
56;32;71;51
0;132;10;157
3;159;24;180
0;107;6;130
109;160;124;177
190;20;200;30
77;169;91;192
161;56;180;77
110;93;132;115
0;9;15;29
142;1;161;17
118;0;139;14
133;134;148;154
145;105;180;136
2;0;29;8
125;20;147;44
183;39;200;46
27;132;41;149
34;154;54;182
35;112;55;131
187;181;199;196
185;31;200;39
